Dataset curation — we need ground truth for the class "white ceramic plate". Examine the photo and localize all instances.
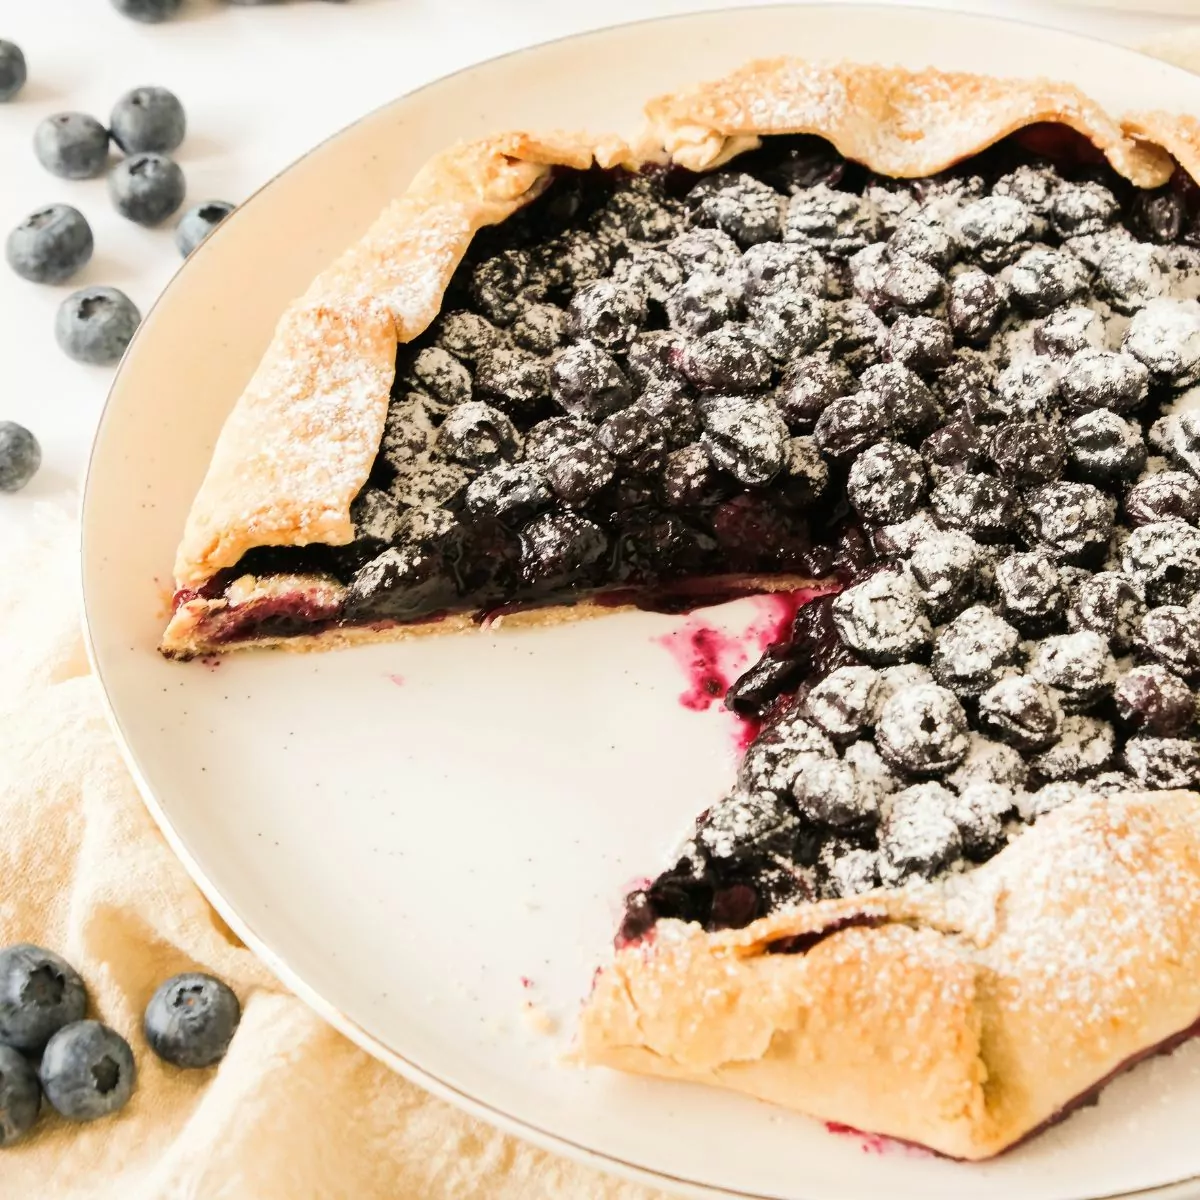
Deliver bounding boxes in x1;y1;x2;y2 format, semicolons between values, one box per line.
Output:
82;7;1200;1199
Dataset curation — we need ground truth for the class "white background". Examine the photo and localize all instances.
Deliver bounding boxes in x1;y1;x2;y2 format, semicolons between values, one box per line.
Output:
0;0;1195;513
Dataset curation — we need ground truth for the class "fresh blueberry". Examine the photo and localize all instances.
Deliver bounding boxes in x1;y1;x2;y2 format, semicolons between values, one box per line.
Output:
109;153;186;226
0;40;26;102
0;945;87;1053
55;287;141;366
110;0;184;20
175;201;234;257
0;1044;40;1146
39;1021;134;1122
110;86;186;154
34;113;109;180
6;205;93;284
0;424;41;493
144;973;240;1069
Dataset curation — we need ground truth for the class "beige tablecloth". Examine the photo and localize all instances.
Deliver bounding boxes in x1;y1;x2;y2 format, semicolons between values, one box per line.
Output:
6;33;1200;1198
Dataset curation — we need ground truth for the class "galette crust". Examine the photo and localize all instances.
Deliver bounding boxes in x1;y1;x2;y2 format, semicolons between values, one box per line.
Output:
577;790;1200;1160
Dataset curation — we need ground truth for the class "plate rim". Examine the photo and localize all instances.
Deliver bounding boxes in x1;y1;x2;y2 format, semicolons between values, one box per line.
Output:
78;6;1200;1198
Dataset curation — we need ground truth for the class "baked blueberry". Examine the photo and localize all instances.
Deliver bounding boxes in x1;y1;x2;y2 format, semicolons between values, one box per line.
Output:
666;273;736;337
406;346;473;410
109;152;186;226
931;473;1020;543
519;511;607;587
55;287;141;366
110;85;185;154
543;439;616;505
0;945;86;1053
737;714;835;796
947;271;1007;347
1131;188;1186;243
687;172;784;247
775;354;855;429
995;551;1065;632
1123;737;1200;789
878;783;963;880
611;246;685;311
465;464;551;524
34;113;109;180
379;393;441;464
523;416;590;465
1066;409;1146;482
859;362;940;436
1024;481;1115;564
954;196;1033;267
175;201;234;257
978;674;1064;751
389;461;470;509
1151;410;1200;479
785;184;879;257
994;359;1060;421
539;229;610;292
1006;246;1088;315
849;242;889;308
1122;521;1200;606
6;205;93;284
909;530;986;618
1097;241;1168;314
947;783;1012;859
1138;605;1200;677
626;330;685;388
931;604;1020;698
660;443;720;508
39;1021;134;1122
792;757;882;827
1029;630;1118;710
550;341;631;421
1049;180;1119;238
1034;306;1104;359
921;417;989;479
470;249;538;325
1124;299;1200;386
394;505;462;554
846;440;926;525
947;732;1029;792
817;844;880;899
346;546;454;620
698;394;788;486
681;325;773;392
595;404;667;472
1068;570;1142;654
474;347;549;419
885;315;953;374
0;424;42;493
988;421;1066;487
737;241;824;304
779;435;829;505
832;569;932;663
0;40;26;102
667;226;742;275
888;210;956;269
0;1044;39;1146
144;973;240;1068
751;293;826;361
435;401;520;469
804;665;883;743
696;792;800;878
568;279;646;352
433;310;505;365
1114;664;1195;736
822;300;886;372
351;488;404;544
880;252;945;312
1126;472;1200;527
1030;715;1114;781
1059;349;1149;414
511;303;570;356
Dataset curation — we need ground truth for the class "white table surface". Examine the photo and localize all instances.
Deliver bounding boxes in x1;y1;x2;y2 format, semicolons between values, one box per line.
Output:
0;0;1194;511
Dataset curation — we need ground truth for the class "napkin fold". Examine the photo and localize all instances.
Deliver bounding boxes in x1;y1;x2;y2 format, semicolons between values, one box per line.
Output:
0;503;668;1200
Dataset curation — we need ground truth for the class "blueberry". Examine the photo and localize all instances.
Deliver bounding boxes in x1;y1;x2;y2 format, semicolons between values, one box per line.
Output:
1131;188;1185;244
846;440;926;525
909;530;986;619
175;201;234;257
465;463;550;525
1151;411;1200;479
111;0;184;18
1034;306;1104;359
995;551;1065;633
433;310;505;365
524;416;590;465
687;172;783;247
434;401;520;469
1124;299;1200;387
55;287;141;366
1114;664;1195;737
34;113;109;180
988;421;1065;487
618;513;712;581
1123;737;1200;789
832;569;932;664
543;438;615;506
0;945;86;1054
667;226;742;276
597;404;667;472
345;546;453;620
473;347;548;420
519;512;607;587
0;41;26;102
792;757;882;827
947;270;1006;347
1030;714;1115;781
39;1021;134;1122
737;714;835;796
885;314;952;374
1023;481;1115;565
550;341;631;421
0;423;41;493
1029;631;1118;711
1059;349;1149;414
978;675;1063;751
144;973;240;1069
953;196;1033;267
859;363;940;437
110;86;185;157
879;782;963;879
1122;521;1200;607
737;241;823;305
750;293;825;362
0;1044;39;1146
5;205;92;286
822;300;886;372
785;184;878;257
1138;605;1200;677
1097;242;1168;314
813;389;889;459
568;279;646;352
350;488;404;544
775;354;854;429
993;360;1060;421
1006;246;1088;316
660;442;720;508
804;665;882;743
931;473;1020;543
510;303;569;356
1066;409;1146;483
1126;472;1200;527
468;249;538;325
639;385;698;449
699;394;788;486
889;211;956;269
922;418;989;479
680;325;773;393
109;153;186;226
930;604;1020;698
1049;181;1118;238
666;272;735;337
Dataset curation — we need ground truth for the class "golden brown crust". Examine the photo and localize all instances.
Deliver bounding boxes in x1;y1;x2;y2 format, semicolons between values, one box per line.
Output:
1124;111;1200;186
577;791;1200;1159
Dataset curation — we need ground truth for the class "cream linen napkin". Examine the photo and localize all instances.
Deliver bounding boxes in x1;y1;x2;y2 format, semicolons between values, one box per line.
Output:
0;501;669;1200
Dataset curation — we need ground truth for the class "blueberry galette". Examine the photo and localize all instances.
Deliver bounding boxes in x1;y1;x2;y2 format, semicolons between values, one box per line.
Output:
164;60;1200;1159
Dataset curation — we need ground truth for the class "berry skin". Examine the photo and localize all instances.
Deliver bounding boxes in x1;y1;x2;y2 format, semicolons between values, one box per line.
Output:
0;41;26;102
544;439;615;506
1035;306;1104;359
885;315;952;374
1114;664;1195;737
0;1044;40;1146
567;279;645;352
1059;349;1149;414
175;201;234;257
0;423;42;493
34;113;109;180
953;196;1033;267
776;354;854;429
55;287;141;366
6;204;93;285
1124;299;1200;387
109;153;186;226
434;401;520;470
0;944;86;1053
909;530;986;619
1126;472;1200;527
110;86;185;154
111;0;184;18
433;310;504;366
39;1021;135;1122
144;973;240;1069
550;341;631;422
